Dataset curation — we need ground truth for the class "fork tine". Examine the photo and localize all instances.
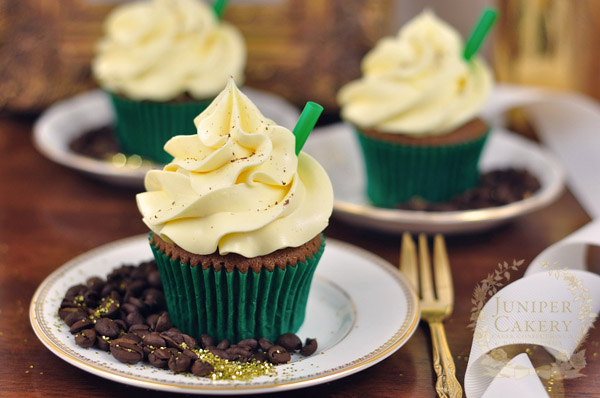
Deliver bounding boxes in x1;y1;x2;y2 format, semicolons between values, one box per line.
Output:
433;234;454;306
418;234;435;302
400;233;418;291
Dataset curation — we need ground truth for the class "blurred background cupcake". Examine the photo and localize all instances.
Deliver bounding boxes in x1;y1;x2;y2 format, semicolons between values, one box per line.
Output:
92;0;246;164
337;10;493;208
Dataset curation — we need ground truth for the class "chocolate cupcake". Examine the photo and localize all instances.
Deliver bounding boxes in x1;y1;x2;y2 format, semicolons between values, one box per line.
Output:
136;79;333;342
338;10;493;207
92;0;246;164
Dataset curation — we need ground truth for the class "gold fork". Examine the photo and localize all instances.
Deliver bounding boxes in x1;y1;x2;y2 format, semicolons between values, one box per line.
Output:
400;233;463;398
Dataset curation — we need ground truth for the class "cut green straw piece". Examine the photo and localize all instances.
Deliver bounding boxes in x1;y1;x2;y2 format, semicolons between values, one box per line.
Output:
463;8;498;61
293;102;323;155
213;0;229;19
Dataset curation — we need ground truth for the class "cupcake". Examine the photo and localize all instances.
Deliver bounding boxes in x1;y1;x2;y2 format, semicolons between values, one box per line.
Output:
136;78;333;342
337;10;493;207
93;0;246;164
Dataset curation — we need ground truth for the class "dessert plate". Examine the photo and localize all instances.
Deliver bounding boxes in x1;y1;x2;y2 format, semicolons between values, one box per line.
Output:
30;235;419;395
32;89;300;188
303;123;565;234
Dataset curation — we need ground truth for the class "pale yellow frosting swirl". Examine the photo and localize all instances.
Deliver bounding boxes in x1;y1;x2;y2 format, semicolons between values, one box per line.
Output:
136;79;333;257
337;10;492;135
93;0;246;101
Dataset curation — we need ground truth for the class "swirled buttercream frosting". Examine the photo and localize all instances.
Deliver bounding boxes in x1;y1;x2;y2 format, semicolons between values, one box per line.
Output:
93;0;246;101
337;10;492;135
136;79;333;257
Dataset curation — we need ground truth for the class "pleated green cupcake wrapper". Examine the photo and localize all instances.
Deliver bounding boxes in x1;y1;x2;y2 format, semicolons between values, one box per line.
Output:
150;236;325;342
356;129;489;207
109;92;212;164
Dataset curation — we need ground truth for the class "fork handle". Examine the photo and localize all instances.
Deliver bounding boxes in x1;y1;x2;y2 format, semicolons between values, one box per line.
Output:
429;321;463;398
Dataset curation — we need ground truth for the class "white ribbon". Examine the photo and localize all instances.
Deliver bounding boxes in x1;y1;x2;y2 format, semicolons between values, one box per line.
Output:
464;85;600;397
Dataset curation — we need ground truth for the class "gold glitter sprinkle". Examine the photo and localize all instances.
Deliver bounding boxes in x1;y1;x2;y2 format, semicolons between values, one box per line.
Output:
194;349;275;380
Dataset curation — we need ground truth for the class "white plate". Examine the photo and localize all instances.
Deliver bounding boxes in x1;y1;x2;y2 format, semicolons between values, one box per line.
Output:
303;123;565;235
30;236;419;395
32;89;300;188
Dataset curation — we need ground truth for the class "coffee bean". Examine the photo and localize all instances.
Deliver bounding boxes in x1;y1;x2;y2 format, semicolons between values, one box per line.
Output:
237;338;258;350
83;289;100;307
100;283;118;298
127;296;148;314
126;311;145;327
181;334;197;351
216;339;230;350
148;347;173;369
75;329;97;348
226;346;251;362
64;308;87;326
251;352;267;362
146;313;159;330
69;318;93;334
182;349;198;362
258;337;274;351
97;297;120;318
168;352;192;373
120;333;142;344
86;277;106;293
120;303;138;314
160;329;184;349
200;333;215;349
154;312;172;333
147;270;162;288
94;318;121;338
276;333;302;352
58;305;81;321
208;347;230;360
129;324;150;338
65;284;86;299
96;336;110;351
143;332;166;349
267;345;291;364
127;280;147;297
191;361;213;377
110;337;143;364
300;338;318;356
114;319;127;331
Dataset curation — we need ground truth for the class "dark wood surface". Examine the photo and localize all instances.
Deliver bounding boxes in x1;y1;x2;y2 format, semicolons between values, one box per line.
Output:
1;115;598;397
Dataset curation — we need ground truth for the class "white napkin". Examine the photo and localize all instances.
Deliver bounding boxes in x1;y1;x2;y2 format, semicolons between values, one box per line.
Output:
465;85;600;397
483;84;600;218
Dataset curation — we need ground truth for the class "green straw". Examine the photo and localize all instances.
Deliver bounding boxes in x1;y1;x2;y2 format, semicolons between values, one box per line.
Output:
293;102;323;155
463;8;498;61
213;0;229;19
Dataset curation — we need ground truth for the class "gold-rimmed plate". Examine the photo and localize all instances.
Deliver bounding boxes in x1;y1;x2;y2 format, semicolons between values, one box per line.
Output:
30;235;419;395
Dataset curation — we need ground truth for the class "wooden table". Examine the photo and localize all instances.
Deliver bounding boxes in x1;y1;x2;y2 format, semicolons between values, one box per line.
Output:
1;115;598;397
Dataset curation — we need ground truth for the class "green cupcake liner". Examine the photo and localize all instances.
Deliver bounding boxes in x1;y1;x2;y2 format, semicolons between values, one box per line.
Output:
356;129;489;207
150;235;325;342
108;92;212;164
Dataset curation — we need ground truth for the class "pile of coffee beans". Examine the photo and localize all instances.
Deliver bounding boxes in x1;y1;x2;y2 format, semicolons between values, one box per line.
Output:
397;168;542;211
69;126;122;161
58;260;318;379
